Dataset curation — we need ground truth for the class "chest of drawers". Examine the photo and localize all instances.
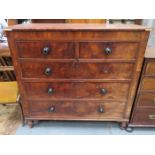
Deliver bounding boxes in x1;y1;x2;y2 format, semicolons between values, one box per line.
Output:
5;24;150;128
129;58;155;127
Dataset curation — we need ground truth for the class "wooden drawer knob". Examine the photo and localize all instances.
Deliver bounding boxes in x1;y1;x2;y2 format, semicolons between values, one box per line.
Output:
42;46;50;55
48;106;55;113
104;47;112;55
100;88;107;94
47;88;54;94
44;67;52;76
98;106;104;113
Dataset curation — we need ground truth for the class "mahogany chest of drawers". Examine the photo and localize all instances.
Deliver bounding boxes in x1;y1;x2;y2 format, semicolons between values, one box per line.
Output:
129;58;155;127
5;24;150;128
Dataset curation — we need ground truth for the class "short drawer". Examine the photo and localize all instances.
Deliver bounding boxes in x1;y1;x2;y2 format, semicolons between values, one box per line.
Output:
137;92;155;107
131;108;155;125
145;61;155;75
141;77;155;91
16;41;75;59
79;42;139;59
24;82;129;101
20;61;134;79
29;100;125;119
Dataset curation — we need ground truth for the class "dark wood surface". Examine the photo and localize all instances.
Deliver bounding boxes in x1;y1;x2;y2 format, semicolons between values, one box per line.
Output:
29;100;125;120
20;61;134;79
130;58;155;127
16;41;75;59
79;42;139;60
23;82;129;101
5;24;150;127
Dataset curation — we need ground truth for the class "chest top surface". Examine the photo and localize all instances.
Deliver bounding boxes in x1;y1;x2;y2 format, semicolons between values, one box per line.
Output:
4;23;150;32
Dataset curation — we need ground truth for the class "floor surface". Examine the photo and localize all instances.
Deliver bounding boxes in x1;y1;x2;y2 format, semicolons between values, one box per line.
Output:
0;104;21;135
16;121;155;135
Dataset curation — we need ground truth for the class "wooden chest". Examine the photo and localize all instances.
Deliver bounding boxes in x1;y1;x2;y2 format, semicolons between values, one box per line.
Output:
5;24;150;128
129;58;155;127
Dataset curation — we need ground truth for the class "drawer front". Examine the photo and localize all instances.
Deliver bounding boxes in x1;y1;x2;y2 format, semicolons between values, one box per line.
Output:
141;77;155;91
137;92;155;107
24;82;129;100
16;41;75;58
20;61;134;79
29;100;125;119
145;61;155;75
131;108;155;125
79;42;139;59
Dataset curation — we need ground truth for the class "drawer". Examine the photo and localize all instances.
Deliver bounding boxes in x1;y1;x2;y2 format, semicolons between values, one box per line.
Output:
137;92;155;107
141;77;155;91
16;41;75;59
29;100;125;119
131;108;155;125
20;61;134;79
145;61;155;75
24;82;129;101
79;42;139;59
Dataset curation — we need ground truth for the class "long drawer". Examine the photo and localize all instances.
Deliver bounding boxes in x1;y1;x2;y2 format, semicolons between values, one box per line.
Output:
23;82;130;100
16;41;75;59
20;61;134;79
79;42;139;59
29;100;125;119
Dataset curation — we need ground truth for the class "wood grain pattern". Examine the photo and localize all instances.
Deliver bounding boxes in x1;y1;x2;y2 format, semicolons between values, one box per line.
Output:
79;42;139;60
16;41;75;59
23;82;129;101
20;61;134;79
29;100;125;119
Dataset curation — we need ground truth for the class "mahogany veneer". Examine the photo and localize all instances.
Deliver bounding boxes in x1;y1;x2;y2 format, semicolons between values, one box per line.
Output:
5;24;150;128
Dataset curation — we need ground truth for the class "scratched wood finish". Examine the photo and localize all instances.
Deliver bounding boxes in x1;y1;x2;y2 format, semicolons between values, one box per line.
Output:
5;24;150;128
129;59;155;127
23;82;129;101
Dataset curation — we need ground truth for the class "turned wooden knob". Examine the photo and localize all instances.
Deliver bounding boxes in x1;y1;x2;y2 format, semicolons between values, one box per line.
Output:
104;47;112;55
98;106;104;113
42;46;50;55
45;67;52;76
47;88;54;94
100;88;107;94
49;106;55;112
